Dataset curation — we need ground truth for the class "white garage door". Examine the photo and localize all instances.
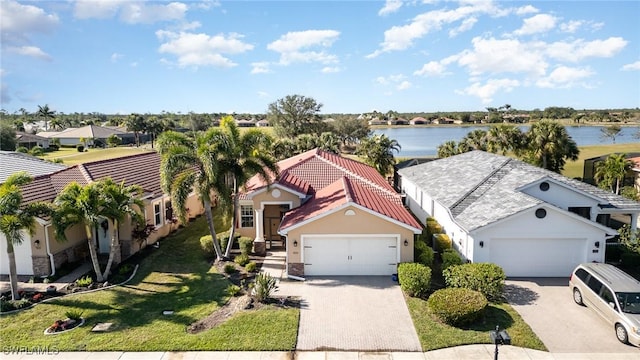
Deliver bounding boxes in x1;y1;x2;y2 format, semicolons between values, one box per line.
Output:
0;233;34;276
303;236;398;276
490;238;587;277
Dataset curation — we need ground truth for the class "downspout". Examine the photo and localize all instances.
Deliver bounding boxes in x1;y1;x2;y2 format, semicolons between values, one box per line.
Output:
44;223;55;278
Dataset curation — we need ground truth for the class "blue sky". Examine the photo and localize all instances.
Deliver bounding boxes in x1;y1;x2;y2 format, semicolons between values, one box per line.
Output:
1;0;639;115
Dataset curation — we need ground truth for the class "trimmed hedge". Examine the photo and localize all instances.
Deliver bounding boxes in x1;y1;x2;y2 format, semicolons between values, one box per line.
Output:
199;235;215;258
398;262;432;298
426;218;443;243
239;236;254;255
427;288;488;326
441;248;463;270
217;230;240;252
443;263;506;301
434;233;452;252
234;253;250;266
414;239;434;267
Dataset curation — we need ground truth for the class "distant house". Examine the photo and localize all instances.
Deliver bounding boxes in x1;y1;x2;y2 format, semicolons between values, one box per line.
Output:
236;119;256;127
0;152;204;277
388;118;408;125
256;119;270;127
398;151;640;277
583;152;640;190
368;118;386;126
409;117;428;125
39;125;135;147
15;132;50;149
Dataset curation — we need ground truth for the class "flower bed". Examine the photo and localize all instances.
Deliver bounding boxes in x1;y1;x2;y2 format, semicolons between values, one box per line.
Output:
44;317;85;335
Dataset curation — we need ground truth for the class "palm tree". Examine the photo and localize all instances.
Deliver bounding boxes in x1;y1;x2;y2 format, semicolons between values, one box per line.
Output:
523;120;579;173
53;182;108;282
157;130;228;261
99;179;144;278
36;104;56;131
0;172;50;300
594;154;633;195
486;124;524;155
437;140;459;158
356;134;401;176
461;129;488;151
208;116;278;257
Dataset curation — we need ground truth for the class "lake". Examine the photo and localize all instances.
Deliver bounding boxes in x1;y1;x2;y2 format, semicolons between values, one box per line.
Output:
374;125;640;157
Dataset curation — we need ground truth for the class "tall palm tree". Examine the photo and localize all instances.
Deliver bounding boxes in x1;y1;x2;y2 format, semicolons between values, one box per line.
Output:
523;120;579;173
99;179;144;278
36;104;56;131
0;172;50;300
437;140;459;158
461;129;488;151
356;134;401;176
594;154;633;195
53;182;108;282
209;116;278;257
157;130;228;261
486;124;524;155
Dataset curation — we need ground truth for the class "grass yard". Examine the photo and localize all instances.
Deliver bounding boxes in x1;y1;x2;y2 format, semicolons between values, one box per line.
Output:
40;146;153;166
406;297;547;352
0;216;299;351
562;143;640;179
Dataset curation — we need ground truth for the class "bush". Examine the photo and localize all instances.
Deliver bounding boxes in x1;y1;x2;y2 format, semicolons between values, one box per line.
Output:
199;235;215;258
443;263;506;301
223;263;236;274
441;249;463;270
234;253;250;266
254;273;278;303
16;146;28;153
239;237;254;255
398;262;432;298
64;310;84;320
217;231;240;253
226;284;242;297
76;275;93;287
28;145;44;156
427;288;488;326
414;240;434;267
245;261;257;272
0;299;31;312
434;234;452;252
76;144;84;152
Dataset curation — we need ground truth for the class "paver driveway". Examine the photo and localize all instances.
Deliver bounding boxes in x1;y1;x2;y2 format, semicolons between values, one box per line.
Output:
505;278;640;353
279;276;421;352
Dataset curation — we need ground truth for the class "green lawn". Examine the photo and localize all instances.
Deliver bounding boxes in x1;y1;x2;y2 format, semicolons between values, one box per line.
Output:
406;297;547;352
562;143;640;179
0;217;299;351
40;147;153;166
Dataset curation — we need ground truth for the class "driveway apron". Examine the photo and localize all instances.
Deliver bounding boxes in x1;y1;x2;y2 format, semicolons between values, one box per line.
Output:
288;276;422;352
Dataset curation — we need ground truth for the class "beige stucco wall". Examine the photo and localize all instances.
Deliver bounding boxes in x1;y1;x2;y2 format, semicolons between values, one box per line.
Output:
236;187;302;238
285;205;416;264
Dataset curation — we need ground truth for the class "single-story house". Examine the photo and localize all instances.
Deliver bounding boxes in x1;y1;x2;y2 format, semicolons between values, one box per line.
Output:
236;149;422;277
398;151;640;277
583;152;640;192
1;152;204;277
0;151;67;183
15;132;50;149
409;117;428;125
39;125;135;147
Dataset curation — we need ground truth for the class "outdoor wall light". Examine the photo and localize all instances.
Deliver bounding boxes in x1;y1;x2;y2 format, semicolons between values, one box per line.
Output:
293;240;298;247
404;239;409;246
479;241;484;248
34;239;41;249
595;241;600;248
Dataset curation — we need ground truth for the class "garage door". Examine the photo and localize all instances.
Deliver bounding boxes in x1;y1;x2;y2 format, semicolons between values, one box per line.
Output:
490;238;587;277
0;233;34;276
303;236;398;276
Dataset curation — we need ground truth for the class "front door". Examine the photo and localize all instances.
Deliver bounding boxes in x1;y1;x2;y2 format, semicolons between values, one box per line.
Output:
96;219;111;254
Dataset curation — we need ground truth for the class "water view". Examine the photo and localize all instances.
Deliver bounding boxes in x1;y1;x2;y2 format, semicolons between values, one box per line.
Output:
374;126;640;157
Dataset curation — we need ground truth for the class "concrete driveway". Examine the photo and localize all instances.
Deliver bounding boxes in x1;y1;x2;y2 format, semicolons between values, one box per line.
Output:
505;278;640;354
279;276;421;352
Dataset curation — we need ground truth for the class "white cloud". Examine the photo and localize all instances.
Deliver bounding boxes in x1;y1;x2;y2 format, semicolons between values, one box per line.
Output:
515;5;539;15
0;69;9;104
0;0;59;34
379;0;403;16
257;91;269;98
457;78;520;104
621;61;640;71
157;30;254;68
111;53;124;62
375;74;409;92
414;61;447;77
193;0;221;10
74;0;188;24
251;62;271;74
321;66;341;73
8;46;52;61
560;20;583;33
267;30;340;65
457;37;548;77
397;81;412;90
545;37;628;62
449;17;477;37
513;14;557;36
536;66;594;88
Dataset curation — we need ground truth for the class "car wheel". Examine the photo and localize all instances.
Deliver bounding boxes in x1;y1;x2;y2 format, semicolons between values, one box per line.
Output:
573;288;584;305
615;324;629;344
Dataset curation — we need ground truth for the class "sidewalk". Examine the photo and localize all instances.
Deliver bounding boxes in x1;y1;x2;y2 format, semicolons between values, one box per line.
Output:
0;262;92;294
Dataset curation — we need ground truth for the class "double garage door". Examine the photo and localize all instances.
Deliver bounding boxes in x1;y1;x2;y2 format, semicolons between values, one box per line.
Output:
303;236;398;276
490;238;588;277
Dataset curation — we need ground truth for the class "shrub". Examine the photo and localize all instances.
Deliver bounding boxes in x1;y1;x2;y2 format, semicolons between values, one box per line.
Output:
226;284;242;297
239;237;254;255
76;275;93;287
28;145;44;156
118;264;133;275
223;263;236;274
76;145;84;152
397;262;432;298
0;299;30;312
434;234;452;252
234;253;250;266
427;288;487;326
16;146;28;153
426;218;443;240
199;235;215;258
64;310;84;320
245;261;257;272
217;231;240;253
443;263;506;301
414;240;434;267
441;249;463;270
254;273;278;303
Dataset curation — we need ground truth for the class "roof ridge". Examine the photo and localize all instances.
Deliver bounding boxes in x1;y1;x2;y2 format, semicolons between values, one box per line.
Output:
76;164;94;183
450;158;513;215
341;176;353;203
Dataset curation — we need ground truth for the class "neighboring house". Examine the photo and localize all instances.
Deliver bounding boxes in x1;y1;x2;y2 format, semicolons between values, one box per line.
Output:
0;152;204;277
39;125;135;147
256;119;270;127
631;157;640;192
0;151;66;183
398;151;640;277
410;117;428;125
583;152;640;191
237;149;422;277
15;132;50;149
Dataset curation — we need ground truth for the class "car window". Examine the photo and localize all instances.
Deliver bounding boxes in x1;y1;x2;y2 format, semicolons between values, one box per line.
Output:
600;287;617;310
617;292;640;314
587;276;602;294
575;268;589;282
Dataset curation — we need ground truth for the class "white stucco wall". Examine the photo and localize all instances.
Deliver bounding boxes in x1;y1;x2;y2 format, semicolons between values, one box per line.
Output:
521;180;601;216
